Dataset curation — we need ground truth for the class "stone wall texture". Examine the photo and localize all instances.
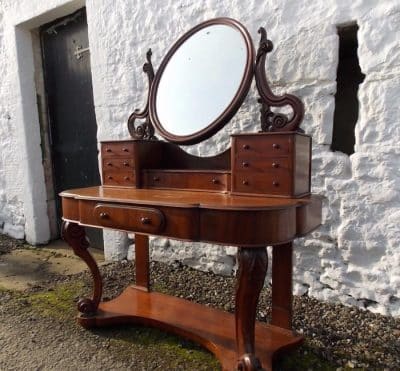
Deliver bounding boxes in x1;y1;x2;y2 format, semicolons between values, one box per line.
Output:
0;0;399;316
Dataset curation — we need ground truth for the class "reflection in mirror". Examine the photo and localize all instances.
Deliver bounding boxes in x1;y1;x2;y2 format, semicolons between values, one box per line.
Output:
155;24;248;137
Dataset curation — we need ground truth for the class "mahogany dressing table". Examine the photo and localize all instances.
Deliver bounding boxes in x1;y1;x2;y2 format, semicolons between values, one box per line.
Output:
60;18;321;371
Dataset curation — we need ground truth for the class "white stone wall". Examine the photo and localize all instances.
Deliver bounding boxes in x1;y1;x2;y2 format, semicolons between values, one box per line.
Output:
0;0;399;316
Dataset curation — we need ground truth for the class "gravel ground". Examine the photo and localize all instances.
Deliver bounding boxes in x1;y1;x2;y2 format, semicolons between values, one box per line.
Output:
1;235;400;370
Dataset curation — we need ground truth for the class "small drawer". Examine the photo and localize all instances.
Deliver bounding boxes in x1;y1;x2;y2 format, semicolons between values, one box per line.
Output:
103;158;134;170
233;172;291;195
234;156;290;172
94;204;165;234
102;142;134;158
234;135;291;157
145;171;229;192
103;171;135;186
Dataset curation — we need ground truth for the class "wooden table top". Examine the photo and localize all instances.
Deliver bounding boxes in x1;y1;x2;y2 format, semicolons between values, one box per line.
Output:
60;186;320;211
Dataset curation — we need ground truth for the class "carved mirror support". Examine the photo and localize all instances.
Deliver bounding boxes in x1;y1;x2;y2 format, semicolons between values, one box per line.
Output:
255;27;304;132
127;49;157;140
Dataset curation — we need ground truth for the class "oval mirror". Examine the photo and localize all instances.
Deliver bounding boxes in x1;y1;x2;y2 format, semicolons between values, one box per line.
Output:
149;18;255;145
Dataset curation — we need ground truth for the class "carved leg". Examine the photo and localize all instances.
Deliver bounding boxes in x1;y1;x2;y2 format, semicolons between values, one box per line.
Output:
61;221;103;315
235;247;268;371
271;243;293;329
135;234;150;291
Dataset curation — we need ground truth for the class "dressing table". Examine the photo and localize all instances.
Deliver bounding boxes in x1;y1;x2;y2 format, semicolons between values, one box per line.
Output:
60;18;321;371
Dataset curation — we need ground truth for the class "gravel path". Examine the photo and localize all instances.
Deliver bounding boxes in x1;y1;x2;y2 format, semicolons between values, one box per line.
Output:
0;236;399;370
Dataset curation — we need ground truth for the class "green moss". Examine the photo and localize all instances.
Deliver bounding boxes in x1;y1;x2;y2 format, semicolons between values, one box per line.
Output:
275;346;336;370
28;281;86;319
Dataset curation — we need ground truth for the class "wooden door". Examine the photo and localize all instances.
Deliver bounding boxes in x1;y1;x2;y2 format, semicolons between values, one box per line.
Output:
41;8;103;248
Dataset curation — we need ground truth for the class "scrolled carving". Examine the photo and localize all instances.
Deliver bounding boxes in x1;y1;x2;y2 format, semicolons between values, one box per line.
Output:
127;49;157;140
61;221;103;316
255;27;304;132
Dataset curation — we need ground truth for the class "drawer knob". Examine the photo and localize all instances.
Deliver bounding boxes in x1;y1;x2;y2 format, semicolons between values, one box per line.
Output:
272;162;279;168
123;161;129;167
107;162;112;166
153;176;160;182
122;147;129;152
140;217;151;225
107;176;113;180
212;178;219;184
124;176;130;181
272;143;280;149
273;181;279;187
106;148;112;153
242;180;249;185
242;144;250;150
99;212;109;219
242;161;249;168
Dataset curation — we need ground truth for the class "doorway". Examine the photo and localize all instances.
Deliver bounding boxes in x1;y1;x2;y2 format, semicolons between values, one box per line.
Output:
40;8;103;248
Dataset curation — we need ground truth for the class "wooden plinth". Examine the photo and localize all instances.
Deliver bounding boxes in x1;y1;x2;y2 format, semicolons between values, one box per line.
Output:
78;286;303;370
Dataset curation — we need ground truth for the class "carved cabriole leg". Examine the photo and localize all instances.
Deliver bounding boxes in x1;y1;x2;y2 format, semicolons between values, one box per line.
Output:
61;221;103;315
271;243;293;329
235;247;268;371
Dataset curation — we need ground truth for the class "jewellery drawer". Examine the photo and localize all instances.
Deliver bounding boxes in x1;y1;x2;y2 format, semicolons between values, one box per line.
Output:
101;142;134;158
93;204;165;234
144;170;229;192
232;172;291;195
103;171;135;186
233;156;290;172
234;135;292;157
103;158;134;170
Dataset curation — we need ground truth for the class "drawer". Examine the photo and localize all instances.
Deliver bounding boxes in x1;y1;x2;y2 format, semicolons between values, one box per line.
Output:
233;156;290;172
93;204;165;234
103;171;135;186
102;142;134;158
144;171;229;192
103;158;134;170
234;135;292;157
233;172;291;195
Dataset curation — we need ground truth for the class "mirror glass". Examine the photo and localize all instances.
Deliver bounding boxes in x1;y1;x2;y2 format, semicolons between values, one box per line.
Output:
151;20;253;144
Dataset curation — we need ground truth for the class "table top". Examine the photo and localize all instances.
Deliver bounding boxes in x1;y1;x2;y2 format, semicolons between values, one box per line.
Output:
60;186;319;211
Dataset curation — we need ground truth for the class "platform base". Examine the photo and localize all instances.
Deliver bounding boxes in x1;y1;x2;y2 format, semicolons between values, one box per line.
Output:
78;286;302;370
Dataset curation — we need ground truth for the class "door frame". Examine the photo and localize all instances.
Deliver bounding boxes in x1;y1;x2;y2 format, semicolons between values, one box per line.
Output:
13;0;86;244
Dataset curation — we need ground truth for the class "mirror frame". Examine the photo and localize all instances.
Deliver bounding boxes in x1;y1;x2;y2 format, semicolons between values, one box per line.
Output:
149;17;255;145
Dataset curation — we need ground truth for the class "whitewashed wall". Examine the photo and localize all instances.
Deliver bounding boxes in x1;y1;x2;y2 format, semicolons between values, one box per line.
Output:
0;0;399;316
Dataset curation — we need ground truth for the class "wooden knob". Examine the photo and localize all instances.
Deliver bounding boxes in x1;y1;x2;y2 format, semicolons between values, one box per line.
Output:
272;181;279;187
242;161;249;168
242;144;250;150
107;162;112;166
107;176;113;180
272;143;280;149
123;162;129;167
122;147;129;152
124;176;130;180
242;180;249;185
106;148;112;153
272;162;279;168
153;176;160;182
99;212;109;219
140;217;151;225
212;178;219;184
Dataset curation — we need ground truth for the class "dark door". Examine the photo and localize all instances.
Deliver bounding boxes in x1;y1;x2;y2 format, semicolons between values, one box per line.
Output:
41;8;103;248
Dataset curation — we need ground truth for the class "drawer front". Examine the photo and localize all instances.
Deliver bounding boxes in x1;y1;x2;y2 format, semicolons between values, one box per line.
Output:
144;171;229;191
233;172;291;195
93;204;165;233
233;156;290;172
234;136;292;157
102;142;134;158
103;171;135;186
103;158;134;170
